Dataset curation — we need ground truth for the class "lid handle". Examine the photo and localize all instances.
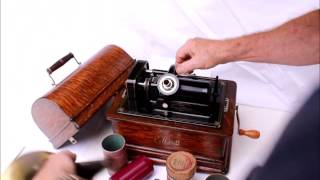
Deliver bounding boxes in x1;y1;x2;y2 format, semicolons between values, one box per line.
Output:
47;52;81;86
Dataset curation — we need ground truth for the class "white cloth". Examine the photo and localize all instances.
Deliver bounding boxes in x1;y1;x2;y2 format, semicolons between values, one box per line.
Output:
116;0;320;111
2;0;319;179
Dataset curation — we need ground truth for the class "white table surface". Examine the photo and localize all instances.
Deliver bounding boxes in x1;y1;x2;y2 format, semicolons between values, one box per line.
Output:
2;102;292;180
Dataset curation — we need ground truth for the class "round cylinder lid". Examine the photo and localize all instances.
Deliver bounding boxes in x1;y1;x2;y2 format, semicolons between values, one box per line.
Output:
166;151;197;180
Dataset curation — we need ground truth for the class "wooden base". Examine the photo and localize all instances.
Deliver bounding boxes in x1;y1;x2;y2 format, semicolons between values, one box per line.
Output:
107;80;236;174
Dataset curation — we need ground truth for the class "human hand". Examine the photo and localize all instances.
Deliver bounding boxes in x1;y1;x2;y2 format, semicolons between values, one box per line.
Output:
33;151;77;180
175;38;229;74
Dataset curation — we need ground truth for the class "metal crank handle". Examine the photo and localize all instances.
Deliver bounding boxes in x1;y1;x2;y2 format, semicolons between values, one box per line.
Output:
236;106;261;139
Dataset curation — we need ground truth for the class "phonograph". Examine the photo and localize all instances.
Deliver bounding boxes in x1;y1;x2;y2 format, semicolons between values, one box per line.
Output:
107;60;236;173
31;45;258;174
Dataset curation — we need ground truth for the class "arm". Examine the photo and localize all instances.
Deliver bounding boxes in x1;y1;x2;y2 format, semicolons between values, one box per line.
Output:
176;10;320;74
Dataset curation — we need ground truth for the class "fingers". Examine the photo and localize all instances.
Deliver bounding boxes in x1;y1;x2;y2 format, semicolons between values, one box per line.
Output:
34;150;77;180
176;40;192;64
176;39;195;74
176;38;217;74
176;58;198;74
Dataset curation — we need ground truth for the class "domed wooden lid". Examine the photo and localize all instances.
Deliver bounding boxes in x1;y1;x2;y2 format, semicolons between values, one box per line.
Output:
32;45;135;148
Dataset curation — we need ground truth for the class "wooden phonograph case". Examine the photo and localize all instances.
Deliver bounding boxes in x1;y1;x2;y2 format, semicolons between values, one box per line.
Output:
107;61;236;174
32;45;237;174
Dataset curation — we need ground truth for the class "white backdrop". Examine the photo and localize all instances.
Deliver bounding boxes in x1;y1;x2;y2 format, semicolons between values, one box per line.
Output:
1;0;319;179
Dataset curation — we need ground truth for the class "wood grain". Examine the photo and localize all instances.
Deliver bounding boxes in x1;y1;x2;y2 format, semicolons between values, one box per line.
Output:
46;45;134;126
32;45;134;148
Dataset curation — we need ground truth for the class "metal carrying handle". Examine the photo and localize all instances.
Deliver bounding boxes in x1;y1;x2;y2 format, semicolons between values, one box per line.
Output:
47;52;81;86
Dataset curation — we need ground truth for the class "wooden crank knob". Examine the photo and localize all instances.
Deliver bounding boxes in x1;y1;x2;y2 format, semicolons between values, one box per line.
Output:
239;129;260;139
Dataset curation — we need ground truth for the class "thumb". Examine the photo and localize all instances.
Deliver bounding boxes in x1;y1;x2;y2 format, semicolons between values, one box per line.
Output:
60;150;76;161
